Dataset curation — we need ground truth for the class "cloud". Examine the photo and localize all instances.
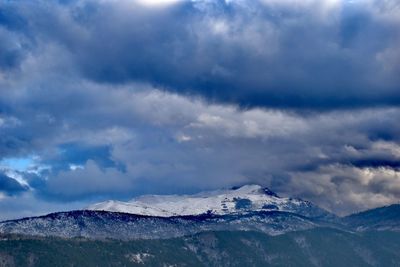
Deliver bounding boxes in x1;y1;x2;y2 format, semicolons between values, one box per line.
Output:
288;164;400;215
1;0;399;109
0;172;29;196
44;143;120;172
0;76;397;215
135;0;184;7
0;0;400;218
2;53;400;211
0;191;87;221
43;160;132;200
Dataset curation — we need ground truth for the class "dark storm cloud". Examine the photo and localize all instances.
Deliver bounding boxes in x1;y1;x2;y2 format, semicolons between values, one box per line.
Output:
0;27;26;71
0;5;31;71
60;0;400;109
44;143;123;172
0;172;28;196
1;0;400;109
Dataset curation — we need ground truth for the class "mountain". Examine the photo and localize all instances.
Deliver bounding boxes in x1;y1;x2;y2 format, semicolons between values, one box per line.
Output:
1;185;400;266
343;204;400;232
0;210;323;240
2;185;400;241
88;184;333;220
0;185;338;239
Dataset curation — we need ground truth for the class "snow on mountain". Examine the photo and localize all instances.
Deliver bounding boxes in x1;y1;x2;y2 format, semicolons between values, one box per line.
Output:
0;185;338;240
87;185;328;218
0;210;320;239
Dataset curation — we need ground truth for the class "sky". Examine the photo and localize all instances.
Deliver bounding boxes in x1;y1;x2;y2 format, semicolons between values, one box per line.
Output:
0;0;399;220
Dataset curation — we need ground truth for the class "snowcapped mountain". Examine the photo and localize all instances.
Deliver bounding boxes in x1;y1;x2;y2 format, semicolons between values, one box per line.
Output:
0;185;340;240
88;185;332;219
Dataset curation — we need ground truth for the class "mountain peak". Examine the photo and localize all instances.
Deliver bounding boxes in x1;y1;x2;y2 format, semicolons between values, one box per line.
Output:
87;184;326;218
231;184;279;197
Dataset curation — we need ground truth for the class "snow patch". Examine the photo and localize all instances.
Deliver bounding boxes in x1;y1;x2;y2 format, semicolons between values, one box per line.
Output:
125;253;153;264
88;184;309;217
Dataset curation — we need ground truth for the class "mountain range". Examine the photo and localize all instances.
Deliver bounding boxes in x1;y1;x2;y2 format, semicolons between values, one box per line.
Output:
1;184;400;266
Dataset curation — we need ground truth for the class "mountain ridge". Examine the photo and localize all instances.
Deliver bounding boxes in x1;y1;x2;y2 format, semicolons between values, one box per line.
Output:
1;185;399;241
87;184;333;220
0;209;326;240
343;204;400;232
